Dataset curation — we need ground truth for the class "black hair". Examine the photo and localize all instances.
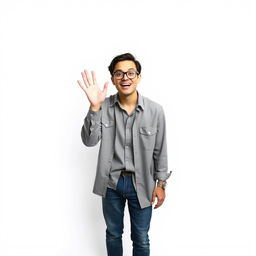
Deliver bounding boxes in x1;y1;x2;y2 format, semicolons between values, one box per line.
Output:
108;53;142;76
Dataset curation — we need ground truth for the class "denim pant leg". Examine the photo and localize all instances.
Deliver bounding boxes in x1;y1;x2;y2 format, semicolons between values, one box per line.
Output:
102;179;126;256
102;175;152;256
126;176;152;256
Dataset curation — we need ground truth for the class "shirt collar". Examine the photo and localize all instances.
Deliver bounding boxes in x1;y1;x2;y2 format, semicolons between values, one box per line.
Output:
110;91;144;111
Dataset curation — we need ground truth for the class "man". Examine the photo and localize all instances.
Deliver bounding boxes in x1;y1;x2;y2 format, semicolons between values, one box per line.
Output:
77;53;172;256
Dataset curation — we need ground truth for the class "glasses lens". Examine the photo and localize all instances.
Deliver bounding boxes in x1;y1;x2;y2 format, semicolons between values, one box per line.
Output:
114;71;123;79
127;71;136;79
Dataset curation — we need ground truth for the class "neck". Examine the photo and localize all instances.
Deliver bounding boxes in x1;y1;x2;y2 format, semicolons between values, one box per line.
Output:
117;90;138;107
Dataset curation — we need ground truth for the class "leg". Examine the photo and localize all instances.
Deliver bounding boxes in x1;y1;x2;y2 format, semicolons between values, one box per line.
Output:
102;179;126;256
126;176;152;256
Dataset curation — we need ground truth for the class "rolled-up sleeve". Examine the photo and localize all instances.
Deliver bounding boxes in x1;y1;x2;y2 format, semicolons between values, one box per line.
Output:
81;107;102;147
153;106;172;181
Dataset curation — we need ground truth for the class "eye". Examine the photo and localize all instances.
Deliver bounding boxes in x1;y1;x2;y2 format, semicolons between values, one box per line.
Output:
114;71;123;77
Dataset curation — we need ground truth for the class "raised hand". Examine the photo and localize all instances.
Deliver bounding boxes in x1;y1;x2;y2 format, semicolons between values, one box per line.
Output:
77;70;109;111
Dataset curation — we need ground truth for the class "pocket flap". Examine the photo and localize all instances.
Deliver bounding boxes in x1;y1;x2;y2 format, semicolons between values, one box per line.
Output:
101;120;115;128
139;126;157;135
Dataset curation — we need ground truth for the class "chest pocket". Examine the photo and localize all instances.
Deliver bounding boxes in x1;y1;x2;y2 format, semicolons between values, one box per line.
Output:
139;126;157;151
101;120;115;141
102;120;115;128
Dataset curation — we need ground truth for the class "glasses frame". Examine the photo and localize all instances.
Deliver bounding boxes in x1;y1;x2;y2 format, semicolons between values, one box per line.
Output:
112;69;140;80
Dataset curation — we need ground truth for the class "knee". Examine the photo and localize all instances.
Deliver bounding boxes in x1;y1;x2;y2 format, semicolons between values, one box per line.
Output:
131;232;150;248
106;228;123;241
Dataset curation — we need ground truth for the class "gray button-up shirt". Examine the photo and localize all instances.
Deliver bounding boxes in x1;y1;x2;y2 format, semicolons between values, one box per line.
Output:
81;91;172;208
107;94;138;191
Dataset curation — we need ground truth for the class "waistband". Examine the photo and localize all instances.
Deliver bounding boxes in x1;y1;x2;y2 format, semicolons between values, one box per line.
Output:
120;170;133;176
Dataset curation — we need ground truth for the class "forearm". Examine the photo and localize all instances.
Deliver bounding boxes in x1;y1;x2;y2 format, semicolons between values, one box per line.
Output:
81;107;102;147
153;106;172;181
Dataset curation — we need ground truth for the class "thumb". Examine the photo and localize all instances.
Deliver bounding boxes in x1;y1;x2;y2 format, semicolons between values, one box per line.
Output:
102;81;109;95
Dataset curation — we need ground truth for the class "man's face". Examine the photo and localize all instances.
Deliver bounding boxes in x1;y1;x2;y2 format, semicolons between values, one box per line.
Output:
111;60;141;97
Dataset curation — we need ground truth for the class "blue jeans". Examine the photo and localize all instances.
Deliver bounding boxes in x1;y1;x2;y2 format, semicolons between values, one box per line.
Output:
102;174;152;256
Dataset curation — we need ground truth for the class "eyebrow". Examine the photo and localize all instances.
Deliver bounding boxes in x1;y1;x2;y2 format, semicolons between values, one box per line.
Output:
113;68;137;72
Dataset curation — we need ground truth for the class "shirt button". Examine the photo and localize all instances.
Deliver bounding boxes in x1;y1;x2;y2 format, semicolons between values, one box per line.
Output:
105;123;108;127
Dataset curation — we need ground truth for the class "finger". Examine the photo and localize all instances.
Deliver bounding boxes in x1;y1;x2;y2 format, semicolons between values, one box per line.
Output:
91;70;98;85
154;199;163;209
151;193;156;204
102;81;109;95
154;199;160;209
81;71;89;88
154;193;165;209
154;203;161;209
77;79;88;92
84;69;93;85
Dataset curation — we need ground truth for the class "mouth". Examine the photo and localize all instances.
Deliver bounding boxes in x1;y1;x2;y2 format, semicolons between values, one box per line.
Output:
120;83;131;88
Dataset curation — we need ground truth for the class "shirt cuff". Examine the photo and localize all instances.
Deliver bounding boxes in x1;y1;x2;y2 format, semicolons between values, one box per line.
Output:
87;107;102;121
155;171;172;181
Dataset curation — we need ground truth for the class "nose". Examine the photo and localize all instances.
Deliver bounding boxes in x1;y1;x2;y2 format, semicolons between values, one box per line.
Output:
122;73;129;80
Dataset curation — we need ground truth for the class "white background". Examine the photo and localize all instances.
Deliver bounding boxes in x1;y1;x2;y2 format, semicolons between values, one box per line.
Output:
1;0;256;255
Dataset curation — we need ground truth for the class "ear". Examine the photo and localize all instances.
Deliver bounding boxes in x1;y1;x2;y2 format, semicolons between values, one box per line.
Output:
111;77;114;84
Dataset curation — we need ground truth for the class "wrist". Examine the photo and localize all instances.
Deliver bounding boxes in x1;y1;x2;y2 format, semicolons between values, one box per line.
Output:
156;180;167;190
90;105;101;112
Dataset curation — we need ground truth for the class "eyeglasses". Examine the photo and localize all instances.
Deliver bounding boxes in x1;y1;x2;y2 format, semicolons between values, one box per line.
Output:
112;69;139;80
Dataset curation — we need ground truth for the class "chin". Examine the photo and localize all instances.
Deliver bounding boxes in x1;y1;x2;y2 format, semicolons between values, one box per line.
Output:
120;90;136;96
119;87;136;93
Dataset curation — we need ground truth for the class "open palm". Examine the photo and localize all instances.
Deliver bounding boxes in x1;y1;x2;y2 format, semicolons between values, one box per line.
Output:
77;70;109;107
